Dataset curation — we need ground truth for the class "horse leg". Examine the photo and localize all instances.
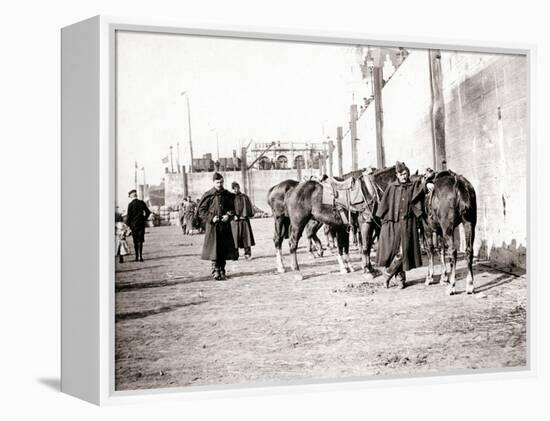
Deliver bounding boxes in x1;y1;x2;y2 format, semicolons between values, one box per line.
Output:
335;227;349;274
463;221;475;294
444;230;458;295
438;233;449;284
424;228;435;286
273;217;286;273
309;221;325;258
342;227;354;272
361;221;376;279
289;219;308;280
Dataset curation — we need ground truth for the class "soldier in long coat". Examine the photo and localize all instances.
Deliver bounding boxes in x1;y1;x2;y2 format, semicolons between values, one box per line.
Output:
126;189;151;262
230;182;256;259
376;161;424;288
197;172;238;280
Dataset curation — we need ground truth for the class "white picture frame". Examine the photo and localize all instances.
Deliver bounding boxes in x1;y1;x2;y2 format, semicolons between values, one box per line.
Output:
61;15;535;405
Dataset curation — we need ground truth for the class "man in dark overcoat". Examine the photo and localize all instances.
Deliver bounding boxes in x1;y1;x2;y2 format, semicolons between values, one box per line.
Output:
126;189;151;262
230;182;256;259
197;172;238;280
376;161;424;288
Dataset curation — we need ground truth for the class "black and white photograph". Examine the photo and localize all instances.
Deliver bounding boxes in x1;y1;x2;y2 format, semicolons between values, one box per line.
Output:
114;30;527;391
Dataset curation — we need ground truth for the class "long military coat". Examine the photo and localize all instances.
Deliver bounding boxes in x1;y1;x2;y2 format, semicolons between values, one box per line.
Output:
230;192;256;249
197;187;238;261
376;179;424;270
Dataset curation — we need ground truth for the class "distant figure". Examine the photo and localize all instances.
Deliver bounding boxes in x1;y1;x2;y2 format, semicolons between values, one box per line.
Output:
230;182;255;259
115;220;131;263
184;200;198;235
178;198;189;234
197;172;238;280
126;189;151;262
376;161;425;289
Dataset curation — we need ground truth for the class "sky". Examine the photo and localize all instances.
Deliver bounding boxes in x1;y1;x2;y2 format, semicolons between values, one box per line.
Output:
116;30;371;206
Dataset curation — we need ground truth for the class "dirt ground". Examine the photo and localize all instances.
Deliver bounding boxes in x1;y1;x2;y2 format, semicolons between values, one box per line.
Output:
115;218;527;391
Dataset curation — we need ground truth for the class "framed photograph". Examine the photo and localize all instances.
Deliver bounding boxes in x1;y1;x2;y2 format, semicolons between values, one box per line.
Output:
61;16;533;405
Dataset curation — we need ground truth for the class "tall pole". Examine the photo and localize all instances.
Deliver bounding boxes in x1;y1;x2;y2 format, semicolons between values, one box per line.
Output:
176;142;181;173
429;49;446;170
328;140;334;178
350;104;358;171
134;161;138;196
141;166;147;201
336;126;343;177
182;165;188;198
372;66;385;168
240;147;248;194
215;131;220;161
181;92;194;173
169;146;174;173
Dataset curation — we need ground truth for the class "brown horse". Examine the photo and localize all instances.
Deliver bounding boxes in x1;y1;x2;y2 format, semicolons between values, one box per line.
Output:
268;180;331;274
268;168;396;280
420;170;477;295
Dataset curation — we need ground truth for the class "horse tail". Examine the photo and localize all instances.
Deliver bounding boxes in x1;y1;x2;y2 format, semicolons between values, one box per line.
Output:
455;175;477;226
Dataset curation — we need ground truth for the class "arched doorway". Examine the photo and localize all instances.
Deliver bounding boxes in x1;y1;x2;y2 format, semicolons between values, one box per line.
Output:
276;155;288;169
294;155;305;169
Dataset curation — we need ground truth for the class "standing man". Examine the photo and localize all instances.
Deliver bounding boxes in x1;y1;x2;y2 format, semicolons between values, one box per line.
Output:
178;197;189;234
197;172;238;280
376;161;424;289
230;181;255;259
126;189;151;262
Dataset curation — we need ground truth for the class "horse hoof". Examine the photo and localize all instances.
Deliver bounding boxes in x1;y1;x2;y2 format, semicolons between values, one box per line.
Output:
466;286;475;295
425;276;433;286
276;267;286;274
347;266;355;273
446;286;456;296
339;269;348;275
440;276;448;285
293;272;303;281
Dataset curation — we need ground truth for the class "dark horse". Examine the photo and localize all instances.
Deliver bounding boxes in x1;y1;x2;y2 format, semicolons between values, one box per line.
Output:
267;167;397;280
420;170;477;295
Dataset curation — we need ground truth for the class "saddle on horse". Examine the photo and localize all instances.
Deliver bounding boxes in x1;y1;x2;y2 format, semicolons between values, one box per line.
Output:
321;176;368;224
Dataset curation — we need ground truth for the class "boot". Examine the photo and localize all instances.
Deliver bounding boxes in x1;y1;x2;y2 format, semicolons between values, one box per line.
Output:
396;271;406;289
382;269;392;288
118;255;124;264
139;243;144;262
211;262;219;280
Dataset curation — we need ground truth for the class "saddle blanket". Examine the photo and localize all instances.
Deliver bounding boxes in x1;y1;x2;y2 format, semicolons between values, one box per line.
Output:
321;177;366;211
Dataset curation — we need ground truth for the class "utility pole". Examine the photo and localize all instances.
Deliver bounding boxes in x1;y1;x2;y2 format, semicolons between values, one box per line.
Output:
328;140;334;178
336;126;343;177
372;66;385;168
134;160;138;196
182;165;188;198
176;142;181;173
169;145;174;173
181;91;194;172
240;147;248;194
350;104;358;171
429;49;446;170
142;166;147;200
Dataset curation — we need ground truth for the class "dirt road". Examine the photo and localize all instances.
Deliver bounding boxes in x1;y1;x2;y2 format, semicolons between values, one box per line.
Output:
115;218;527;391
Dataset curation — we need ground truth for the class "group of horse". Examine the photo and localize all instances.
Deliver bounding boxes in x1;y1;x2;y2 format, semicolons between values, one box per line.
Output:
267;165;477;295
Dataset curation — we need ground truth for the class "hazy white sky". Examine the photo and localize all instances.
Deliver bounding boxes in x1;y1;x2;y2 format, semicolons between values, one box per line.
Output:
116;31;370;205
